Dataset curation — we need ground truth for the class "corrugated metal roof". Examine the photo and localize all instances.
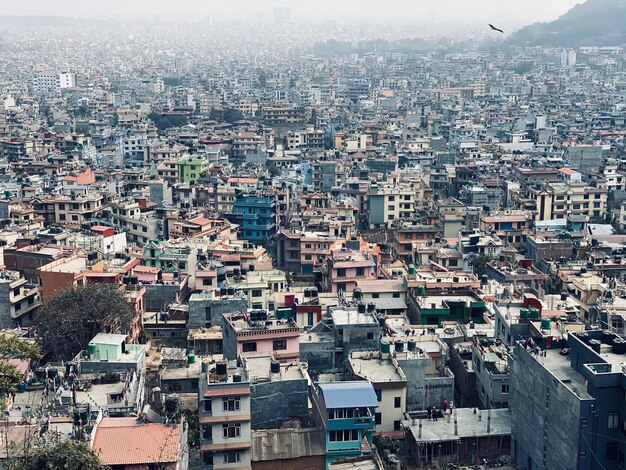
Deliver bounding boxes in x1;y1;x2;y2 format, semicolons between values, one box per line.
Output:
251;427;325;461
318;381;378;409
92;418;181;465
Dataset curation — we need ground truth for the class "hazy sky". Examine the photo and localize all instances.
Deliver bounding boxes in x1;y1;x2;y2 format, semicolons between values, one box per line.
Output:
9;0;585;24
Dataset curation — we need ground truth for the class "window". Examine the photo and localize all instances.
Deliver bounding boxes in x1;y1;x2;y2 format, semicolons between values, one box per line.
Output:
394;420;401;431
305;243;312;249
393;292;400;298
329;430;359;441
205;307;212;321
305;254;312;260
394;396;401;408
356;267;365;276
202;425;212;441
223;451;241;464
388;205;395;211
375;412;382;425
242;342;257;352
203;452;214;465
337;268;346;278
609;412;620;430
372;293;380;298
367;332;374;340
606;442;618;461
375;389;382;402
223;423;241;439
203;399;212;413
202;278;212;286
501;384;510;394
273;339;287;351
223;397;241;412
251;289;263;297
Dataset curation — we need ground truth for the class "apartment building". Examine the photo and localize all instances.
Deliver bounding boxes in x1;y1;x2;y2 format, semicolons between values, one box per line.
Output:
199;361;252;470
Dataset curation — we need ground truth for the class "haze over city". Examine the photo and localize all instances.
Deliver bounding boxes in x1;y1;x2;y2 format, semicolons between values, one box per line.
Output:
8;0;584;27
3;0;626;469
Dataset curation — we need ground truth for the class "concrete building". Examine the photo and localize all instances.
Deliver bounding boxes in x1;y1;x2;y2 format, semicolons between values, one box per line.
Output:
472;336;511;409
509;330;626;470
222;311;300;362
0;270;40;327
403;408;511;467
199;360;252;470
243;355;310;429
311;381;378;469
188;291;248;329
349;351;407;435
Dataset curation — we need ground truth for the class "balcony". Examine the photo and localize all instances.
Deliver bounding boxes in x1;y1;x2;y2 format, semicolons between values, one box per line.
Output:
327;410;375;431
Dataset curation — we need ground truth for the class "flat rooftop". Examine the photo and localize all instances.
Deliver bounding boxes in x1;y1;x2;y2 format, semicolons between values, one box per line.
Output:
536;348;592;399
349;352;406;383
330;308;378;326
404;407;511;443
244;355;309;383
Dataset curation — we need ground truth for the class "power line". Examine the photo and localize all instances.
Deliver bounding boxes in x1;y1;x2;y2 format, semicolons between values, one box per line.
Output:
581;430;608;470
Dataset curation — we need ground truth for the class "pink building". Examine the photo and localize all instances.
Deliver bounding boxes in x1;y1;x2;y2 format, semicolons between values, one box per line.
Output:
325;248;377;294
222;312;300;362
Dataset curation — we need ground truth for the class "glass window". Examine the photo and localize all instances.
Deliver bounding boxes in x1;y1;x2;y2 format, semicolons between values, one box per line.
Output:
242;342;257;352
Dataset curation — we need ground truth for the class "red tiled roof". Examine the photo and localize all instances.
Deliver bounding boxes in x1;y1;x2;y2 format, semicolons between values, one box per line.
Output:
92;418;181;466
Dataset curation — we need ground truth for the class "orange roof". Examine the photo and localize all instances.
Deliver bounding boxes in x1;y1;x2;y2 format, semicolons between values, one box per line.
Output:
559;167;577;175
92;418;181;466
189;216;212;226
228;177;258;184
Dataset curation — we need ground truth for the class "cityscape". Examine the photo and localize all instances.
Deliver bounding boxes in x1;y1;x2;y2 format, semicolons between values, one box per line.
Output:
1;0;626;469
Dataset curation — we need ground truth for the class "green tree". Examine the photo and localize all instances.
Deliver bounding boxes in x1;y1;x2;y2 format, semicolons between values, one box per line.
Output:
223;108;244;123
8;440;108;470
0;336;40;404
36;284;135;361
469;255;491;278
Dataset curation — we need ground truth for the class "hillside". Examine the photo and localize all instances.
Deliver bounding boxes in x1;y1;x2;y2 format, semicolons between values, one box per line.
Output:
508;0;626;47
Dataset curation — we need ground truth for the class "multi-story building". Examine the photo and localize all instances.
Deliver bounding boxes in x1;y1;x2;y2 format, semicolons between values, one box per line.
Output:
472;335;511;409
222;311;299;362
275;230;339;275
349;351;407;436
177;156;206;183
199;361;252;470
368;183;416;228
510;330;626;470
324;246;377;294
0;270;40;327
106;201;161;246
532;181;607;222
227;197;276;244
480;210;533;249
311;381;378;469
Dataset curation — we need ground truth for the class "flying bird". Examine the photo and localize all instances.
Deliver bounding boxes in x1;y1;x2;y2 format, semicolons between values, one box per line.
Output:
489;24;504;34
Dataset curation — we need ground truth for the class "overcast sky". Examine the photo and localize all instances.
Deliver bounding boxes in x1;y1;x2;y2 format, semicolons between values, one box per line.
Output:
9;0;584;24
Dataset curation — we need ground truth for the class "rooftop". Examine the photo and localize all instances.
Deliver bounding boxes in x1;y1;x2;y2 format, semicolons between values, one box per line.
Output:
403;407;511;443
317;381;378;409
349;352;407;383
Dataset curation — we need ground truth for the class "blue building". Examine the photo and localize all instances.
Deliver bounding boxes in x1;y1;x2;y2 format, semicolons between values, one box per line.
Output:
227;197;276;244
511;330;626;470
311;381;378;469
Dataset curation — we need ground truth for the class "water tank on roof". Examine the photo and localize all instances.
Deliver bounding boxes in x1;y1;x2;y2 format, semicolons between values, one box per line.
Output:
270;361;281;374
367;302;376;313
380;341;390;354
408;339;417;352
417;286;426;296
215;361;228;376
395;341;405;353
357;303;366;314
540;318;551;331
353;288;363;300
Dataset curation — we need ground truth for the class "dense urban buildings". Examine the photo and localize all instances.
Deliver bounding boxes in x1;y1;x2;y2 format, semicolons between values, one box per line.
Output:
2;1;626;469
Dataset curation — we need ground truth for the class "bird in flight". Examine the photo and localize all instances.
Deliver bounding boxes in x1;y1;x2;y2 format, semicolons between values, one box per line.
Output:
489;24;504;33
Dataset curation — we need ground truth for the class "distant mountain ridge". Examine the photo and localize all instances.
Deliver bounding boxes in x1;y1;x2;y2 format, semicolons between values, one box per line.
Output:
508;0;626;47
